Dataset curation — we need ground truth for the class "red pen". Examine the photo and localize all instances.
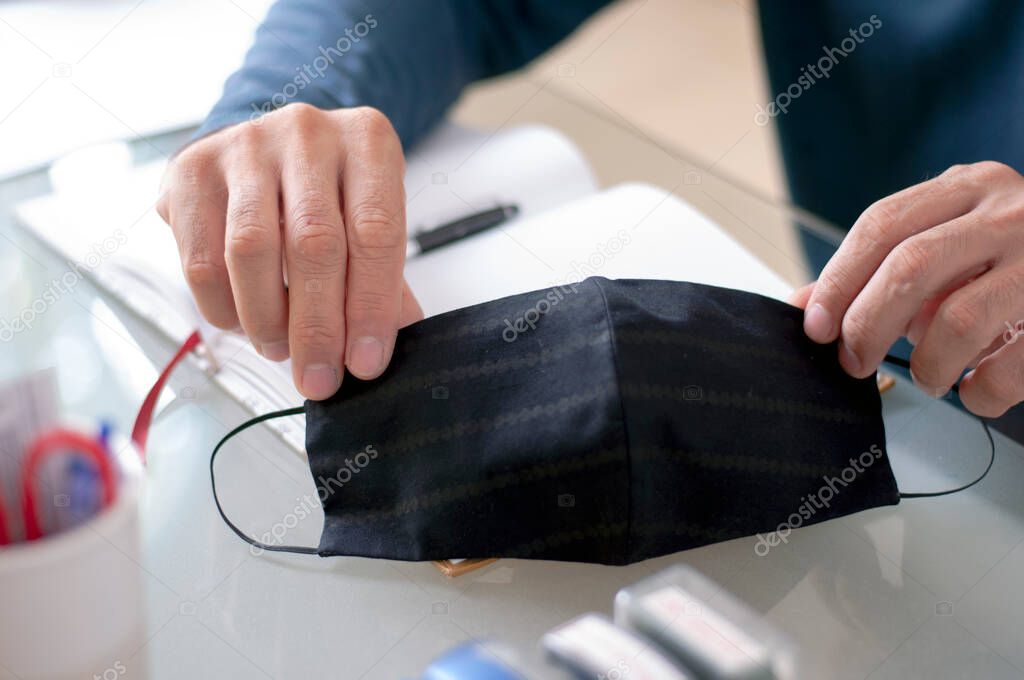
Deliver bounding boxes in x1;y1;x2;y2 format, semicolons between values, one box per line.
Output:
0;489;9;546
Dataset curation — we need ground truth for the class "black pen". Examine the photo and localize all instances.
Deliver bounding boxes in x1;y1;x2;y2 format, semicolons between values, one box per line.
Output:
407;204;519;257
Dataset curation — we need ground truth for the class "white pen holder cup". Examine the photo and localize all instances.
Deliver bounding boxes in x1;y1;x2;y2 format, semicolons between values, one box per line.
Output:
0;433;147;680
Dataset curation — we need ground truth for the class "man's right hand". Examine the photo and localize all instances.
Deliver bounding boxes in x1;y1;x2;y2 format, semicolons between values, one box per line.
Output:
157;104;423;400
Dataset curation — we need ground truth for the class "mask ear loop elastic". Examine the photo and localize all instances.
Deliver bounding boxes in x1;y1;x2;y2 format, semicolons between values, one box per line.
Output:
210;405;319;555
882;354;996;499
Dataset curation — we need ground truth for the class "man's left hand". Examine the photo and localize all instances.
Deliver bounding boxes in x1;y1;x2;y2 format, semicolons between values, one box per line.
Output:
790;161;1024;417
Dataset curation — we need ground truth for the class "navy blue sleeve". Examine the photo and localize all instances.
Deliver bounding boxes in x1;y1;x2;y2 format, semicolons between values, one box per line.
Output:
196;0;610;147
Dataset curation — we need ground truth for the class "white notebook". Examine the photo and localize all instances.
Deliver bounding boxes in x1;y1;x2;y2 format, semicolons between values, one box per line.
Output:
14;122;790;457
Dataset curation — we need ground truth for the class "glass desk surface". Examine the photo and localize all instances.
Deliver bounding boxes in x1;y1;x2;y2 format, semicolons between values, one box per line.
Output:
1;122;1023;680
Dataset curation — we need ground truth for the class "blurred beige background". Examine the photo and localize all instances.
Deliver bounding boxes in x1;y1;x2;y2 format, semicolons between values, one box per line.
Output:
452;0;813;285
0;0;811;283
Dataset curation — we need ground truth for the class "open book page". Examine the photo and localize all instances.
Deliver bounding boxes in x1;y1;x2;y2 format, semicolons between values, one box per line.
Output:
403;123;597;232
405;182;793;316
13;123;598;455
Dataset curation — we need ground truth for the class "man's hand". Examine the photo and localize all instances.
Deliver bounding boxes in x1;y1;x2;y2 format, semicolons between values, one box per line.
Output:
790;161;1024;417
157;104;421;400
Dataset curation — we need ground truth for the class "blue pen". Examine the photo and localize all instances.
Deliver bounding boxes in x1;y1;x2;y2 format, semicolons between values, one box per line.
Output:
98;420;113;455
98;420;121;481
64;456;100;528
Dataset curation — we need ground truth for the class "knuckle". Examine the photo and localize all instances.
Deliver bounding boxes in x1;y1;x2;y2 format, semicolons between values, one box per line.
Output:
888;238;933;288
348;106;395;139
856;199;899;246
226;222;272;264
244;318;286;341
226;188;263;220
289;195;338;233
290;217;345;273
172;146;217;186
231;119;265;144
225;128;266;164
226;189;270;239
348;202;404;254
941;163;971;181
225;125;279;173
943;160;1017;193
226;187;265;222
292;220;343;256
971;160;1013;183
345;107;403;167
273;104;329;144
990;200;1024;232
291;317;341;349
280;102;324;129
979;269;1024;313
183;259;227;291
347;290;391;322
937;299;979;341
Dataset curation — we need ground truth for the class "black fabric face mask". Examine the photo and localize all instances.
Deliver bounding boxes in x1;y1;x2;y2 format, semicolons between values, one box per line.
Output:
211;277;993;564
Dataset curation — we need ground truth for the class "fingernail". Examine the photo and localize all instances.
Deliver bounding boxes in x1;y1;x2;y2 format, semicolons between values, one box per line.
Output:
348;336;386;378
804;304;833;343
840;342;862;375
302;364;340;399
262;341;290;362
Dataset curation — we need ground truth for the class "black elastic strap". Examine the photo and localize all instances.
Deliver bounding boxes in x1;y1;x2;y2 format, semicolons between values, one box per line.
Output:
882;354;996;499
210;405;319;555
